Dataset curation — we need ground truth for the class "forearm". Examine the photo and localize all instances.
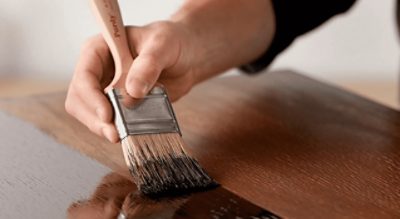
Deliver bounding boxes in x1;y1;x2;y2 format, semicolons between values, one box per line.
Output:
171;0;275;83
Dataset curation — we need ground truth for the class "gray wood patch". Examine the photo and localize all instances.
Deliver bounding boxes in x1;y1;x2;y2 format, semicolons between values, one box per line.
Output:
0;111;109;218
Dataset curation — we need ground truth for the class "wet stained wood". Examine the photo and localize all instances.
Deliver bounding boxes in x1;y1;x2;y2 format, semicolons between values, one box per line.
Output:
68;172;279;219
174;187;279;219
1;70;400;218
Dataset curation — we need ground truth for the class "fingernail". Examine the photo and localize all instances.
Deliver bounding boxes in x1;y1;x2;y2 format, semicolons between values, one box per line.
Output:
129;78;149;97
96;107;106;122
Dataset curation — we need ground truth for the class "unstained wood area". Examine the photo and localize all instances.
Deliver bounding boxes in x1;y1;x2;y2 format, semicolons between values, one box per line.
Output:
0;111;109;218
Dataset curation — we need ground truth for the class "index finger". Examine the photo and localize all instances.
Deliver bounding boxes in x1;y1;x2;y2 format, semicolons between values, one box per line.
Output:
72;35;114;122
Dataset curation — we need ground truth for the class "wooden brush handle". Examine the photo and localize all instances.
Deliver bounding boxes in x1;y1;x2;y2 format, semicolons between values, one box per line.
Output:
90;0;133;90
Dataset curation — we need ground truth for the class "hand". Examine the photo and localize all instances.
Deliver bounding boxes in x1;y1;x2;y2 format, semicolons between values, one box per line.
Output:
65;21;198;143
66;0;275;143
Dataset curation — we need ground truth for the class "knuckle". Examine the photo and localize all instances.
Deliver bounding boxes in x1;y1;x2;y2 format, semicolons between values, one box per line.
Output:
81;37;96;52
150;32;170;47
64;96;75;116
81;35;103;53
148;22;174;45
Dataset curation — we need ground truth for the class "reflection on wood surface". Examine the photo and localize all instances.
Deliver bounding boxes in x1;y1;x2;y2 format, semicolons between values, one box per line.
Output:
68;172;279;219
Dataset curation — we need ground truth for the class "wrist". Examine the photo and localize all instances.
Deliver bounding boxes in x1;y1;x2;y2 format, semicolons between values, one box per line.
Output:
170;12;230;85
169;4;210;85
170;0;276;83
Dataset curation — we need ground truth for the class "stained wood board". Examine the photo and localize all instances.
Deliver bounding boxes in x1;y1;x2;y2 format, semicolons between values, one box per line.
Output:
68;172;279;219
1;70;399;218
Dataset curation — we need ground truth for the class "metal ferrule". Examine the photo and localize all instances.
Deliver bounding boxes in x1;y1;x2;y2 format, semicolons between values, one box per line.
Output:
107;86;182;140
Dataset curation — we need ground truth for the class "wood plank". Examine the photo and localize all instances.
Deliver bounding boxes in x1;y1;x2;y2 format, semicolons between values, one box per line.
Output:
0;79;67;98
0;111;109;218
1;70;399;218
339;80;398;110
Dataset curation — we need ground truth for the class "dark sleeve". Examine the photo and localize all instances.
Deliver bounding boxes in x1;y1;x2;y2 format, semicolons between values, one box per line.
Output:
241;0;357;73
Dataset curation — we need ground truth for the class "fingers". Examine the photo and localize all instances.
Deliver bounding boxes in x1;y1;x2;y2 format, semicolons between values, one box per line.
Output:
65;89;119;143
125;54;162;98
66;35;119;143
78;35;113;82
67;23;192;141
72;71;113;123
74;36;114;122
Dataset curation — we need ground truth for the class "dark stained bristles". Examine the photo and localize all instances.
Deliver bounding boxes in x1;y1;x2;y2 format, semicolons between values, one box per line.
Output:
121;133;218;198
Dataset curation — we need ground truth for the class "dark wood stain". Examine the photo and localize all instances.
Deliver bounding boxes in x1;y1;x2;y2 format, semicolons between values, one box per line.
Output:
68;172;279;219
174;186;279;219
1;70;400;218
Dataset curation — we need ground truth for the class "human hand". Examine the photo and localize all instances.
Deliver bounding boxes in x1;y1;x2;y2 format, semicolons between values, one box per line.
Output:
65;21;198;143
66;0;275;143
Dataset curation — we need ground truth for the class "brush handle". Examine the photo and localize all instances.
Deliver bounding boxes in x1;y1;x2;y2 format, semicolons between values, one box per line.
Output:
90;0;133;90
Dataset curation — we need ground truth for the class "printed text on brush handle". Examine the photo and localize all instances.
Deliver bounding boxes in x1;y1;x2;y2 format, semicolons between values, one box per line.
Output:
90;0;134;89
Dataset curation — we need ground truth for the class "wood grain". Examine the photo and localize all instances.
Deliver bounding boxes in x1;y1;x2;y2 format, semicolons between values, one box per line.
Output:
0;111;109;218
1;70;400;218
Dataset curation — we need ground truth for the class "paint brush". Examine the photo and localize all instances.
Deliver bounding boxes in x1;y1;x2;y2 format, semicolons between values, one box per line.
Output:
90;0;217;198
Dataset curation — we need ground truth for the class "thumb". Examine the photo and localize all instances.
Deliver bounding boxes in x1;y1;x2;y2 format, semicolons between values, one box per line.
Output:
125;30;180;98
125;54;162;98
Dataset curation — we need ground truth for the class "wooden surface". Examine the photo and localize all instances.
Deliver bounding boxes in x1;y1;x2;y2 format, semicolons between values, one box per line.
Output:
339;80;398;110
1;70;400;218
0;111;109;218
0;78;397;109
0;78;67;98
67;172;279;219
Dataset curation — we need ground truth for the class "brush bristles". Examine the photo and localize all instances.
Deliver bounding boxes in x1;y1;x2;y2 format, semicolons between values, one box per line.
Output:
121;133;217;198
